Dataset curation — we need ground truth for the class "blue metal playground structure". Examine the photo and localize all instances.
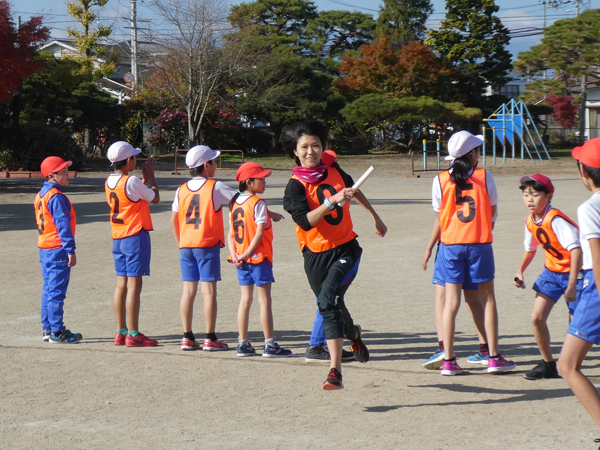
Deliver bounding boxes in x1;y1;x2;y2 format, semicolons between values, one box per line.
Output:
412;99;551;176
482;99;551;166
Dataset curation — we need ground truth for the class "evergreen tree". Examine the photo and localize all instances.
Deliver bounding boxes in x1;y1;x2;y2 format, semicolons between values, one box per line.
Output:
375;0;432;48
425;0;511;109
66;0;118;79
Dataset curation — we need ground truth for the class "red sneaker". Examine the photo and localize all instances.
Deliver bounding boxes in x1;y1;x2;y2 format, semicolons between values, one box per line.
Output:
125;333;158;347
203;338;228;351
322;368;344;390
350;325;369;363
114;332;126;346
181;337;200;351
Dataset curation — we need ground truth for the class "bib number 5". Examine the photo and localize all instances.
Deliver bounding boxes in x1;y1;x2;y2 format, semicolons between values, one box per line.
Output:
455;183;476;223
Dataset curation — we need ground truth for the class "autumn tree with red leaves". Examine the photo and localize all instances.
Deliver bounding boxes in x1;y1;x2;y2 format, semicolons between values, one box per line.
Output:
336;37;451;100
545;94;578;129
0;0;49;104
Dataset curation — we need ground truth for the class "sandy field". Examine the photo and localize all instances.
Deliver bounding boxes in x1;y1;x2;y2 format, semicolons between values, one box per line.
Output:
2;154;600;450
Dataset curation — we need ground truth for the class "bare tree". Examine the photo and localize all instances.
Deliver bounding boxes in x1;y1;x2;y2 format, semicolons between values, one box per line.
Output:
146;0;233;145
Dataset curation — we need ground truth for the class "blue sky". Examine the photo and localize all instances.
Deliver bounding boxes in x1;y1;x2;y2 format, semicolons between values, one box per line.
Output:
12;0;597;57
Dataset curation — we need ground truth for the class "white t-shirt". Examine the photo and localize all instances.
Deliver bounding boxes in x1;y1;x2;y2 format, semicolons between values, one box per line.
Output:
171;178;237;212
432;168;499;221
577;191;600;270
106;174;155;202
524;206;580;252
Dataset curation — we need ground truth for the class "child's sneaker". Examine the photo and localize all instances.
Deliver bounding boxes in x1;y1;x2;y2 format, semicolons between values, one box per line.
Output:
203;338;228;351
522;360;560;380
125;333;158;347
488;354;516;374
467;351;489;366
441;358;463;376
43;329;51;342
350;324;369;363
262;342;292;358
423;348;445;370
322;368;344;390
48;328;82;344
237;342;256;357
114;332;126;346
181;337;200;351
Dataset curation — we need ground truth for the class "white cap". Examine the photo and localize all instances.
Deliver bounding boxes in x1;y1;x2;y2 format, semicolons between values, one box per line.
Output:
445;131;484;161
186;145;220;168
107;141;141;163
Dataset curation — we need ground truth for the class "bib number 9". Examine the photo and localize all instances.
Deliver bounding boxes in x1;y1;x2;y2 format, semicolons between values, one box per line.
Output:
317;184;343;226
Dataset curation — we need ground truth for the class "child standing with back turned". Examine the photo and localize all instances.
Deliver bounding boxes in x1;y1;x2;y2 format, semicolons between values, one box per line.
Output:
227;162;291;358
558;139;600;435
106;141;160;347
514;173;581;380
432;130;515;376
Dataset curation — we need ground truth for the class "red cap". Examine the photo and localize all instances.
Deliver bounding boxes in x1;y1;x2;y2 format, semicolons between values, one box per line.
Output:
236;162;272;182
519;173;555;194
573;139;600;169
41;156;72;177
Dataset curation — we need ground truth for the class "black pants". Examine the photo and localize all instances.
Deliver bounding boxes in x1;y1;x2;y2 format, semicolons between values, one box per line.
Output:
303;239;362;340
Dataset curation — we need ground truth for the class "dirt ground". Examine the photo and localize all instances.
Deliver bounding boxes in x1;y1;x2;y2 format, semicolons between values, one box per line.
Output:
2;154;600;450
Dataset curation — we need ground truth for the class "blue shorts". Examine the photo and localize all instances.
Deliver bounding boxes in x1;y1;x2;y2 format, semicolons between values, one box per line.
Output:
568;270;600;344
236;260;274;287
180;245;221;282
437;243;494;284
432;244;478;290
113;230;151;277
533;268;581;315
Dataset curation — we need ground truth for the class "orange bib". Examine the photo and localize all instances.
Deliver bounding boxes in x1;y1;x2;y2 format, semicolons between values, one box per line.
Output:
526;208;578;273
177;179;225;249
230;195;273;265
438;168;493;245
291;167;356;252
35;188;76;249
105;175;153;239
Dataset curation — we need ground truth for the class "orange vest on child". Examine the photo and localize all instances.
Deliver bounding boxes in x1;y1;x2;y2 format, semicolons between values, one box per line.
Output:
177;179;225;249
438;167;493;245
35;188;76;249
105;175;153;239
230;195;273;265
291;167;357;253
526;207;578;273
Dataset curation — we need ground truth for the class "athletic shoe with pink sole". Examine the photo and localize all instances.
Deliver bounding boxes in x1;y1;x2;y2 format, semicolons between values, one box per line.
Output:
203;338;228;351
322;368;344;390
488;355;516;373
125;333;158;347
114;332;126;346
441;358;463;376
181;337;200;351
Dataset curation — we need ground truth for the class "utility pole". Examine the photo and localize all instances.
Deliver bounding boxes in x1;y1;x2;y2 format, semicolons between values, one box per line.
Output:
580;74;587;143
543;2;547;79
131;0;138;86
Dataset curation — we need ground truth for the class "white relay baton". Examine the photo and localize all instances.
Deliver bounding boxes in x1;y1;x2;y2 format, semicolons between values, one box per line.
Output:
337;166;375;206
